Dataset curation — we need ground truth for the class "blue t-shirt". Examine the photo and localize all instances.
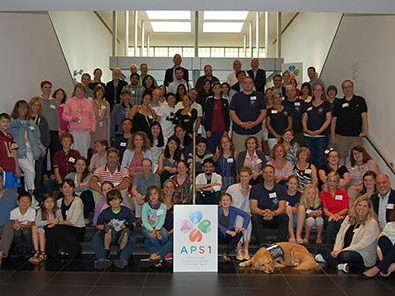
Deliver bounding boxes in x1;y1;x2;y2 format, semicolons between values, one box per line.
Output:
230;91;266;135
283;98;305;133
267;107;290;138
284;191;301;207
96;206;135;230
249;183;286;211
303;101;332;135
0;189;17;225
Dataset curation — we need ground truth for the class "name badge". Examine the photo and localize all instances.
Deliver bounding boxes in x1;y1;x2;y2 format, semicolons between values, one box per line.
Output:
271;110;278;114
156;209;165;216
120;142;126;147
29;126;35;131
335;195;343;201
305;169;312;174
131;90;136;95
99;121;104;128
387;203;394;210
148;115;153;120
50;104;56;110
307;106;313;112
294;102;301;107
342;103;349;108
256;159;262;164
305;209;313;215
250;96;257;101
68;157;76;163
227;158;234;163
269;192;277;199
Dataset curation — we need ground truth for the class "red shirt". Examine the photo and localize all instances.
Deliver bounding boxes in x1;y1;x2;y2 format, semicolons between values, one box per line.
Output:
0;131;17;172
211;99;226;132
53;149;81;180
320;189;349;214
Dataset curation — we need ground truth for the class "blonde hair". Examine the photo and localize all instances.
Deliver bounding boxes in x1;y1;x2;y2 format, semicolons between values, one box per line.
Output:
300;184;321;209
271;143;286;160
348;195;376;225
29;96;44;117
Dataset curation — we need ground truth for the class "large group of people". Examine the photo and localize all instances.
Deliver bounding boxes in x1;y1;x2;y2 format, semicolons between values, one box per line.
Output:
0;54;394;277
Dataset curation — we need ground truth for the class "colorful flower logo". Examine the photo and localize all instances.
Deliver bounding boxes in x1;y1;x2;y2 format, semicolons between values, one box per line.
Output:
180;211;211;242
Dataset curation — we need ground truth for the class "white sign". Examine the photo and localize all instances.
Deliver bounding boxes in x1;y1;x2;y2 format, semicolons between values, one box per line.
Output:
282;63;303;86
173;205;218;272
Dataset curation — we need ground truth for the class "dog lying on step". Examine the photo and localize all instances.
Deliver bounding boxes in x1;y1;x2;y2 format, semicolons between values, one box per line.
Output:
239;242;318;273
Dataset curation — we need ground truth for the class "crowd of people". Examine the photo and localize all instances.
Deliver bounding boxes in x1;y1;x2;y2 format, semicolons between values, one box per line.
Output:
0;54;394;277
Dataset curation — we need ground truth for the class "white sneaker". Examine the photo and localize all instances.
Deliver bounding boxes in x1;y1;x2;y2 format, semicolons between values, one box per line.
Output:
337;263;349;273
315;254;327;263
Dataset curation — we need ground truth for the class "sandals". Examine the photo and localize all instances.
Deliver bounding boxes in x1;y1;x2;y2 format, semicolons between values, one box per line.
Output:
29;251;46;265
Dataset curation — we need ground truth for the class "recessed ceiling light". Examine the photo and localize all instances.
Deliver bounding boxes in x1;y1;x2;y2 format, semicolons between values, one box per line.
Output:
203;22;244;33
151;21;191;32
204;11;249;20
146;11;191;20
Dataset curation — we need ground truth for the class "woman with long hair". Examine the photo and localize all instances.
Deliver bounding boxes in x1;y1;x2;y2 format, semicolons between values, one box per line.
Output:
316;195;379;274
9;100;45;194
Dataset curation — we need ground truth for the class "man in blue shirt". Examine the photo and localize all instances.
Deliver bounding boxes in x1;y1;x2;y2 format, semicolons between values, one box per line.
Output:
249;165;289;244
230;76;267;153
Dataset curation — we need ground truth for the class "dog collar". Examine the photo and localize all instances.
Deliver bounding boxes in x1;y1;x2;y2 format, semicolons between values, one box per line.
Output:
267;244;285;260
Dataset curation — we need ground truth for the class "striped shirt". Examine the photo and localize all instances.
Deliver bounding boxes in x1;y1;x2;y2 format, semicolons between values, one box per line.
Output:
93;165;129;186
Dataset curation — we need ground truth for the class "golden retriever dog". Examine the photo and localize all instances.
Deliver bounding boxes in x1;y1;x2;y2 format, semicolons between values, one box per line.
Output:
239;242;318;273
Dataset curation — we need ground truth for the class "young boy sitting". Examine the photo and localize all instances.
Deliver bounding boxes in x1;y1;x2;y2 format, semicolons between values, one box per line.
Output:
10;192;35;257
93;189;135;270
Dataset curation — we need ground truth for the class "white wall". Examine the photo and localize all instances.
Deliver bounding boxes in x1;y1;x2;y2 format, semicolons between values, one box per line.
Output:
279;12;342;80
49;11;116;83
321;14;395;178
0;12;73;114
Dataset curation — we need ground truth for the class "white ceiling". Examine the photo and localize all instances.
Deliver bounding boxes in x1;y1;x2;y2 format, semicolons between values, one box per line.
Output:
2;0;395;13
97;11;298;47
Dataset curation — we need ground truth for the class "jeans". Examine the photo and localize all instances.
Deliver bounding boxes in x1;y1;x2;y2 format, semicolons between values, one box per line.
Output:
141;227;169;253
18;151;35;191
207;132;224;154
218;230;243;254
79;190;95;219
319;244;365;271
92;231;134;261
324;219;343;245
251;213;289;244
13;228;33;255
0;223;14;257
158;234;174;258
376;235;395;273
304;135;329;168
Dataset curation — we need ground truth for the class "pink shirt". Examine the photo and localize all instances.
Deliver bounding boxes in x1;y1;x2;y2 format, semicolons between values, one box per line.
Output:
62;97;97;133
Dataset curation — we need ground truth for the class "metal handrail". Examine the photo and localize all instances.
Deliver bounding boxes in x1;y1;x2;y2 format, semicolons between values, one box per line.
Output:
365;137;395;175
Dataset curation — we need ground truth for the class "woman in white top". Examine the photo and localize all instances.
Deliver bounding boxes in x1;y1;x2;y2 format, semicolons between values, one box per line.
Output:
226;167;252;260
148;121;166;172
363;210;395;278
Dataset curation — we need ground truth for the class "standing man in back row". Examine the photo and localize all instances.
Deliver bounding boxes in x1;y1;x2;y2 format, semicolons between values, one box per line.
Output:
164;54;189;87
331;80;368;162
230;76;267;153
247;58;266;93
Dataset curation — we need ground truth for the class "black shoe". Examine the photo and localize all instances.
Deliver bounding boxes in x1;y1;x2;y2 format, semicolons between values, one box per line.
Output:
113;258;128;269
94;259;112;270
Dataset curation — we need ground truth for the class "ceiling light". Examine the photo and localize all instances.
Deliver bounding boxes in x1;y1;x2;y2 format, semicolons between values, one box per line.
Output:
151;21;191;32
204;11;248;20
146;10;190;20
203;22;244;33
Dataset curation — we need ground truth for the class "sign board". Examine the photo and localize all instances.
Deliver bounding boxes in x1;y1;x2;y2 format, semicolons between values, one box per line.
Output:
282;62;303;86
173;205;218;272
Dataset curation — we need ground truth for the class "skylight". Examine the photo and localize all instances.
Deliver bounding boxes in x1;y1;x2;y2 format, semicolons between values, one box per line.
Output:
146;10;191;20
151;21;191;32
203;22;244;33
204;11;249;20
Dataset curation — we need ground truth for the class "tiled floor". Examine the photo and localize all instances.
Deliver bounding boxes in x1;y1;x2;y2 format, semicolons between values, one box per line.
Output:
1;256;395;296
